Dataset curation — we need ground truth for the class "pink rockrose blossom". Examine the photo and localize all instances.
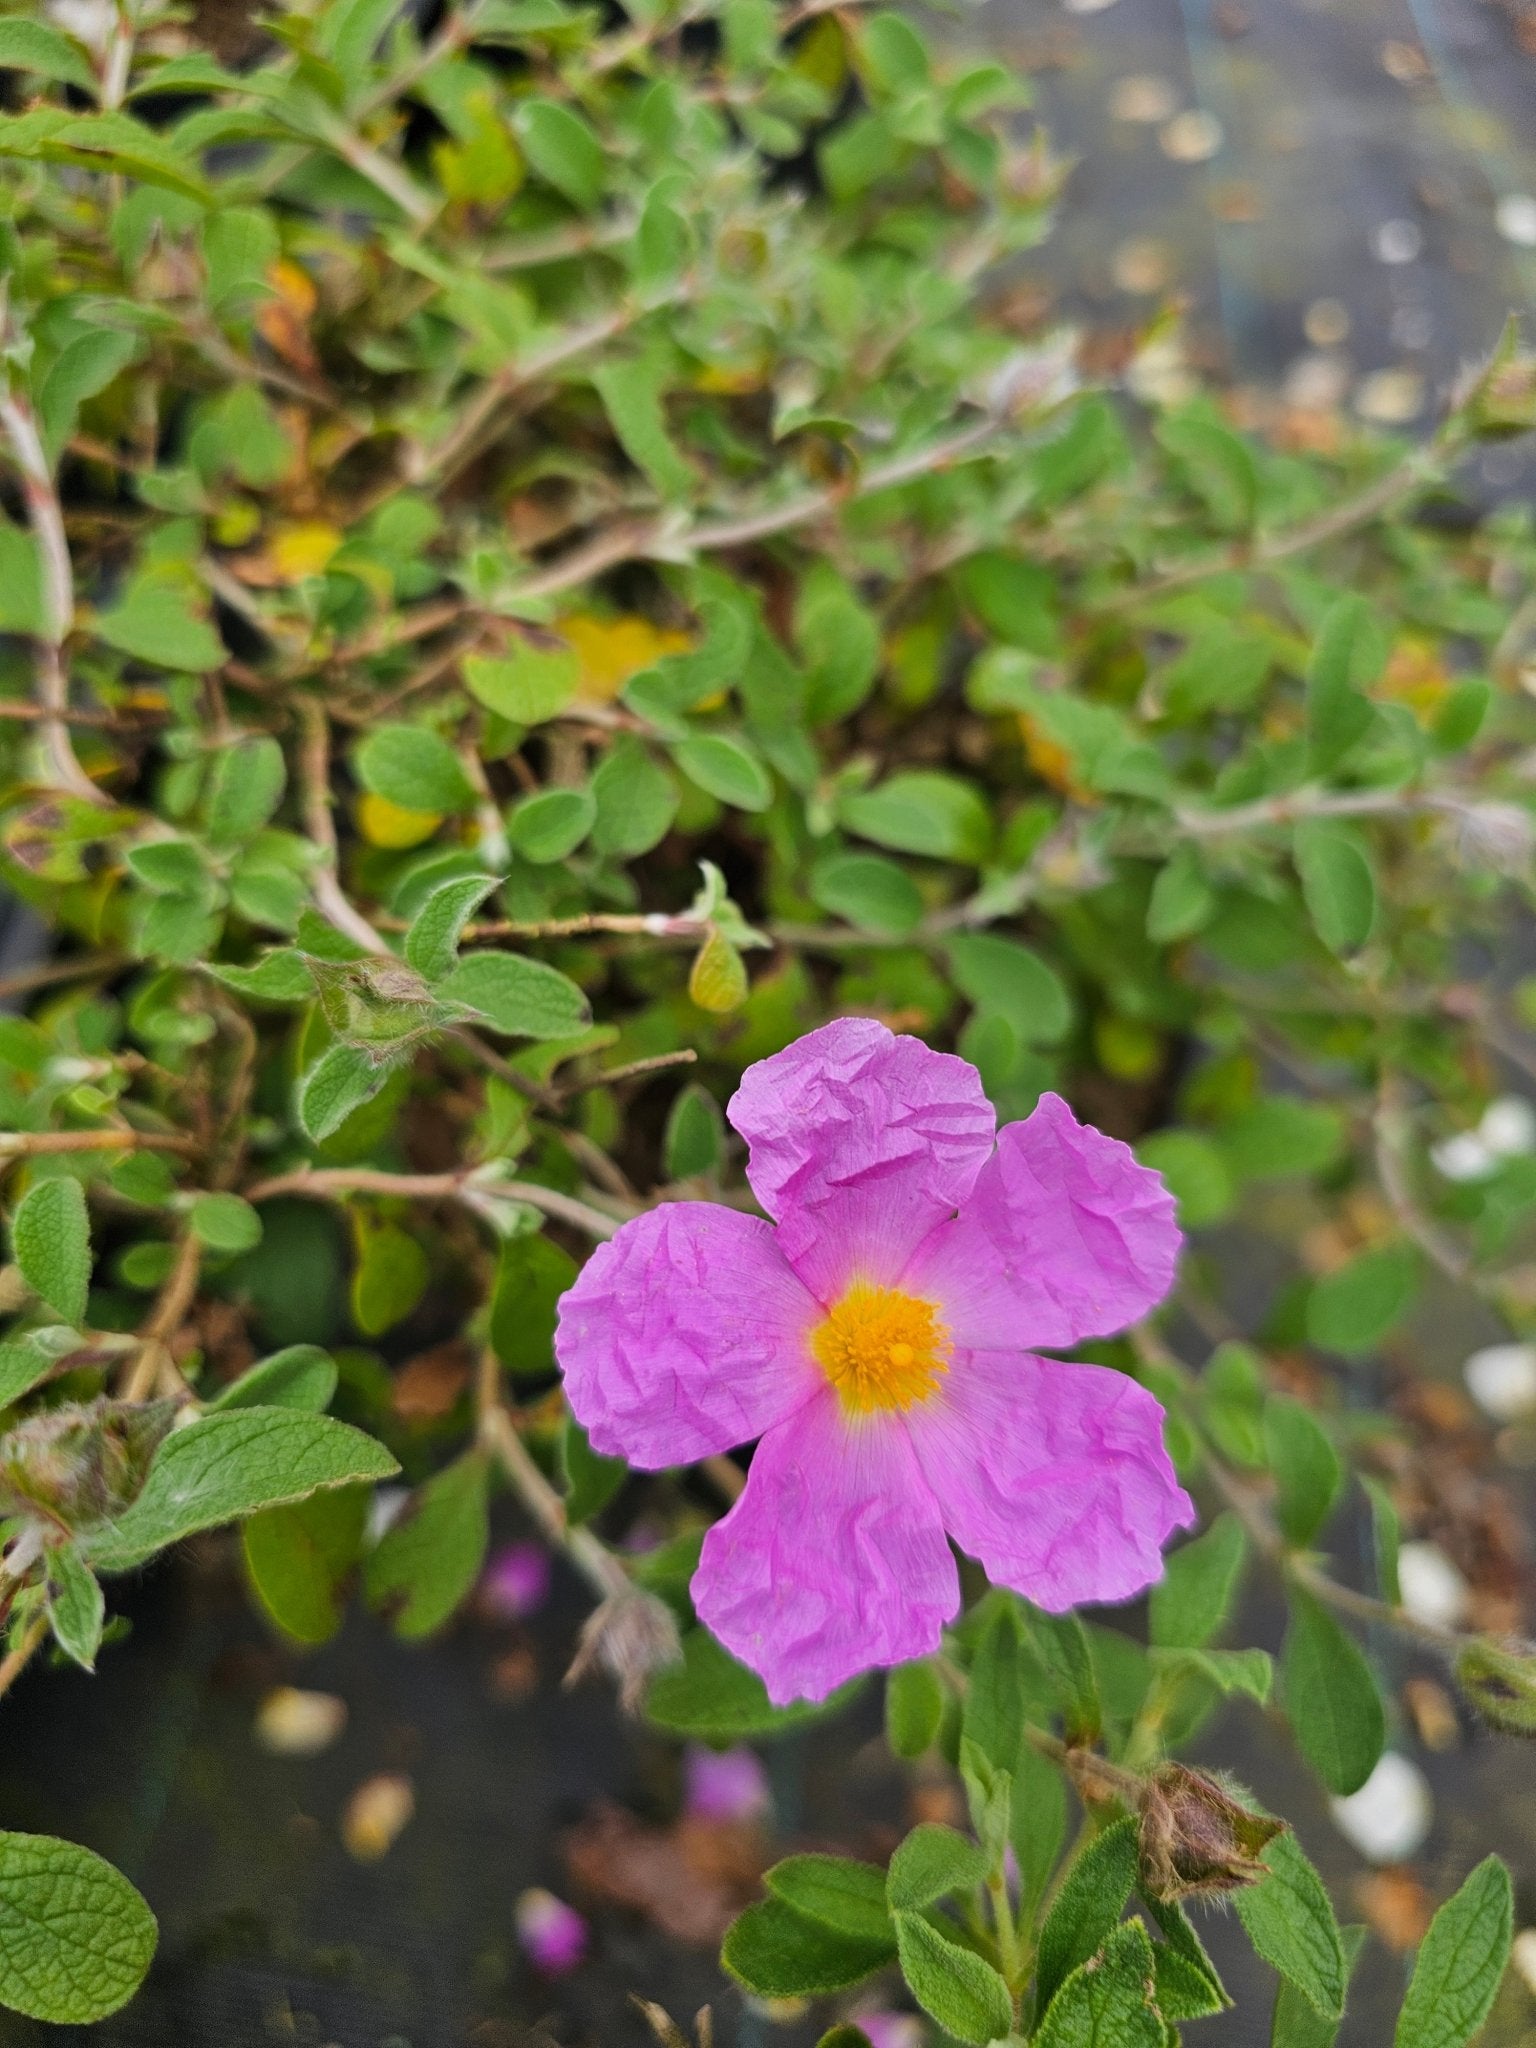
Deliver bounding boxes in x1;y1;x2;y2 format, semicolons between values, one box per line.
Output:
684;1742;772;1823
852;2013;925;2048
555;1019;1194;1705
515;1887;588;1975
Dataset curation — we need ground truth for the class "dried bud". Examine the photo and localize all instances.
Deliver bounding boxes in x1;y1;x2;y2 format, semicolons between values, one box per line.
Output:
631;1999;714;2048
565;1588;683;1712
1137;1764;1284;1900
0;1397;175;1530
1440;799;1536;879
1455;1636;1536;1736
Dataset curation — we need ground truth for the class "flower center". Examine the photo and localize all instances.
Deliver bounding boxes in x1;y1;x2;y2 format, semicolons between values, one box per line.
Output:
810;1283;952;1415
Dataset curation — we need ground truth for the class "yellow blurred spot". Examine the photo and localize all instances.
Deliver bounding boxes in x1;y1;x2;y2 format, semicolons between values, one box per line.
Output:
254;1686;347;1758
270;521;343;582
1380;636;1451;718
554;612;691;703
342;1772;415;1862
1018;712;1091;801
267;257;317;316
358;793;443;849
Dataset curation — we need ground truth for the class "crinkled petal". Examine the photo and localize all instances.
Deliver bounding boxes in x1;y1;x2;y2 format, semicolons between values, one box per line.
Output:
555;1205;820;1468
909;1352;1195;1612
904;1092;1180;1350
727;1018;996;1304
693;1388;960;1704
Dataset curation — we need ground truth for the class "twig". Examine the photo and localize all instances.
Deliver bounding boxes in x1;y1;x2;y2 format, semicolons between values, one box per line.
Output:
0;1130;194;1158
475;1349;628;1601
296;698;390;957
121;1231;200;1403
0;1613;49;1705
556;1049;699;1097
1372;1073;1476;1288
0;953;122;1004
0;385;105;805
243;1163;626;1240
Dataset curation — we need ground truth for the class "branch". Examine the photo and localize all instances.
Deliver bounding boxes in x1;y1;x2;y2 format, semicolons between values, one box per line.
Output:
296;698;391;957
120;1230;200;1402
242;1163;626;1241
0;1612;49;1706
0;1129;195;1158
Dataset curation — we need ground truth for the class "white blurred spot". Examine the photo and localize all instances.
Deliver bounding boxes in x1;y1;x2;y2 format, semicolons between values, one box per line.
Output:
1063;0;1120;13
342;1772;415;1861
1111;237;1173;294
1464;1342;1536;1422
1374;219;1423;264
1496;195;1536;248
255;1687;347;1758
1512;1927;1536;1998
1397;1542;1471;1630
367;1484;410;1544
1285;353;1351;411
1330;1753;1433;1864
1355;368;1425;423
1110;76;1179;124
1160;111;1224;163
1430;1130;1496;1182
1479;1095;1536;1157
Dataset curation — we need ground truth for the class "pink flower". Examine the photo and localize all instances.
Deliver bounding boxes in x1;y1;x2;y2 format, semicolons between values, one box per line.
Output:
556;1019;1194;1705
515;1887;588;1975
684;1743;771;1823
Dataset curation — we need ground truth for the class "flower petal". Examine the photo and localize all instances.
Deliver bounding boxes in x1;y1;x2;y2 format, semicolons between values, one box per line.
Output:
693;1388;960;1704
904;1091;1180;1350
908;1352;1195;1611
555;1204;820;1467
727;1018;995;1304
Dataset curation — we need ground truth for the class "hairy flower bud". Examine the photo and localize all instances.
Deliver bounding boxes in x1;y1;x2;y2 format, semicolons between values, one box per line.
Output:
0;1398;175;1531
1137;1764;1284;1900
1455;1636;1536;1736
565;1588;683;1713
1441;799;1536;879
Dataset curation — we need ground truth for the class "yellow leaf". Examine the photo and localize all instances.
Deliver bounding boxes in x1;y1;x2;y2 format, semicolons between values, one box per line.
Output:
357;793;443;849
554;612;691;703
688;928;748;1013
270;521;343;582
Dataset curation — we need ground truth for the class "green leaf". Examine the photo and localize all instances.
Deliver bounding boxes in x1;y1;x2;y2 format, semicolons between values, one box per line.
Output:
1271;1926;1366;2048
1393;1856;1512;2048
1157;411;1259;530
1136;1129;1233;1229
47;1543;105;1671
1149;1644;1273;1703
593;357;695;500
490;1230;577;1377
1305;1244;1418;1356
87;1408;399;1572
12;1176;90;1326
206;1345;337;1412
298;1043;393;1142
885;1659;945;1758
561;1417;625;1526
840;771;992;864
1151;1513;1248;1648
886;1824;987;1912
1265;1399;1342;1547
1220;1098;1347;1181
1294;820;1377;954
189;1191;263;1254
1035;1815;1139;2013
673;735;772;812
688;928;748;1012
1364;1475;1402;1604
508;787;597;863
39;329;140;465
1035;1918;1166;2048
355;724;475;813
437;951;591;1039
810;852;923;938
242;1483;368;1644
944;934;1071;1044
0;20;96;91
1281;1589;1385;1795
464;643;578;725
94;578;225;672
663;1082;724;1180
1306;596;1385;772
893;1910;1013;2046
590;739;678;857
1010;1739;1067;1920
965;1599;1027;1772
1234;1829;1347;2020
1147;1894;1232;2021
211;950;314;1003
0;1831;156;2023
404;874;499;982
723;1897;891;1997
1147;843;1216;943
0;107;208;201
951;550;1060;654
646;1626;861;1741
351;1219;429;1336
1023;1605;1102;1743
0;1337;59;1409
205;736;286;848
766;1856;894;1943
364;1450;490;1639
516;97;606;208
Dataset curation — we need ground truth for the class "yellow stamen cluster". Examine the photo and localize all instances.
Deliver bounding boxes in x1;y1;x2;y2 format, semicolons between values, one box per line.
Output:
810;1283;952;1415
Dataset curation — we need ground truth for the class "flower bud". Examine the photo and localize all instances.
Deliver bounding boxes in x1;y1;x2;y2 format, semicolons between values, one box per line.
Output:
1137;1764;1284;1900
565;1588;683;1712
0;1397;175;1529
1455;1636;1536;1736
515;1887;588;1976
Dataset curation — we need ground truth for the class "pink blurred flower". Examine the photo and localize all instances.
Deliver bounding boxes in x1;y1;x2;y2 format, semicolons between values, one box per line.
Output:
684;1743;771;1823
482;1541;552;1621
557;1019;1192;1706
515;1887;588;1975
853;2014;925;2048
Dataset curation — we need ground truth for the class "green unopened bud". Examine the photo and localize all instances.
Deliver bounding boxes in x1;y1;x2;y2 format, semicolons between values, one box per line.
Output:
1137;1764;1284;1901
1468;358;1536;438
0;1397;175;1530
1455;1637;1536;1735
